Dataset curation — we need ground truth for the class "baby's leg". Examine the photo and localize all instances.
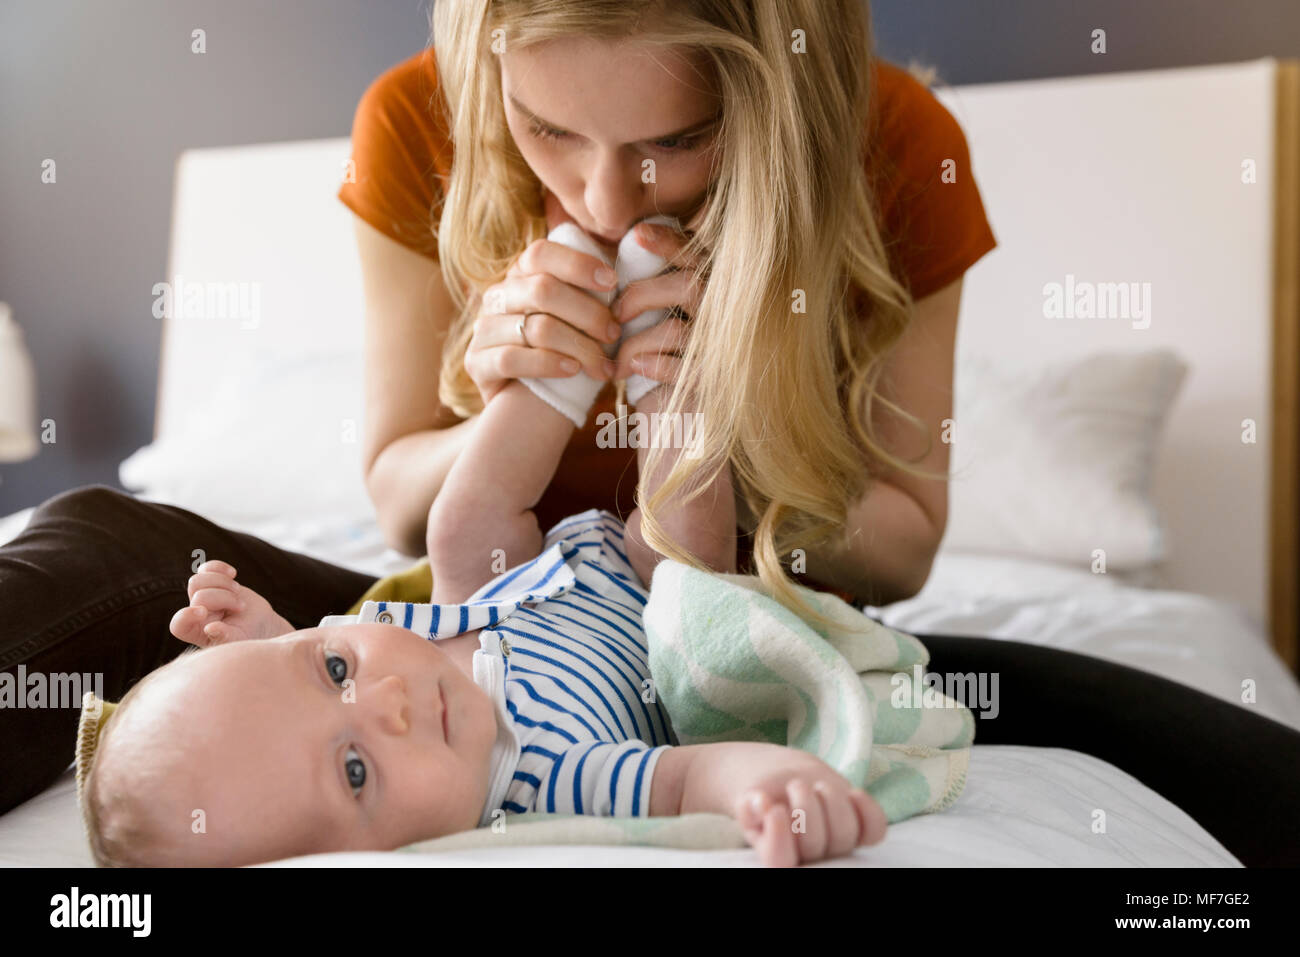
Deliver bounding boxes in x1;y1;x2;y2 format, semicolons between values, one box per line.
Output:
428;222;619;600
428;380;577;603
622;384;738;584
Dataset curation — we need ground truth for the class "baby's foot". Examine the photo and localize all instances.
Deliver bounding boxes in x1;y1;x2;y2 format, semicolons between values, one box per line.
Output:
169;560;294;646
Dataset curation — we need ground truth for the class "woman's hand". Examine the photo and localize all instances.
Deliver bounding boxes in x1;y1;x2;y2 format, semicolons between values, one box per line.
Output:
169;560;294;646
465;198;622;407
612;221;708;391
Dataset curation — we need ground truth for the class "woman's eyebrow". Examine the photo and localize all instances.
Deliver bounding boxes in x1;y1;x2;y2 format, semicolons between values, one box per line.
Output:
507;93;720;141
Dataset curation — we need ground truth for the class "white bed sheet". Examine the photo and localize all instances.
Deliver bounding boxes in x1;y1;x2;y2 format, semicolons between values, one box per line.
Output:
1;503;1277;867
0;747;1238;868
867;549;1300;732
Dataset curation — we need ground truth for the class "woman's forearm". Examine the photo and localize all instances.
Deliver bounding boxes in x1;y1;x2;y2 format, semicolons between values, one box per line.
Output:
365;417;479;556
801;478;941;606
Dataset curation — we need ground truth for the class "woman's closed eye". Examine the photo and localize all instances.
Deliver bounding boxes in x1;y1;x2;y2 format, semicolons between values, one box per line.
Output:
324;649;367;798
526;119;705;154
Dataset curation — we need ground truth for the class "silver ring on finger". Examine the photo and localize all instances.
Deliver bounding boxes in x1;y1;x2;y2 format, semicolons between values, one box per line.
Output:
516;314;531;348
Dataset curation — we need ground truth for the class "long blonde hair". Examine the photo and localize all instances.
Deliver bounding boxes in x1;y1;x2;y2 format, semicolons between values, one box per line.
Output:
431;0;941;627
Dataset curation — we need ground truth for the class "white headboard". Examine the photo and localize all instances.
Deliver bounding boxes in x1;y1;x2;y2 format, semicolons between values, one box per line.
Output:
932;58;1297;663
155;59;1298;664
155;137;362;442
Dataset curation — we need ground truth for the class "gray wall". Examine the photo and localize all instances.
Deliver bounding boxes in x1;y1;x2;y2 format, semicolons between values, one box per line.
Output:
2;0;1299;512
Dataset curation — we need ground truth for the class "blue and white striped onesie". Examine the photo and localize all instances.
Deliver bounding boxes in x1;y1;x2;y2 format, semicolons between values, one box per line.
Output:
320;509;677;826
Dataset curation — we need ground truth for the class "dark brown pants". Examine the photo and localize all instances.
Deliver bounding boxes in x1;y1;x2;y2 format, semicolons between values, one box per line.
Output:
0;486;374;815
2;485;1298;865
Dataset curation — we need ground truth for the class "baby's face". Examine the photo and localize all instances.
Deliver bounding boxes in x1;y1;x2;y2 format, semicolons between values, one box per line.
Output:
134;623;497;865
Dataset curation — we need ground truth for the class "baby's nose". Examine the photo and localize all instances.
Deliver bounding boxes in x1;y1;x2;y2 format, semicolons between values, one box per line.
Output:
367;673;410;735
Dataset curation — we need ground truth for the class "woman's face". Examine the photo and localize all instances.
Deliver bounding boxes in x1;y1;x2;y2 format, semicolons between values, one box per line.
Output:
500;35;721;254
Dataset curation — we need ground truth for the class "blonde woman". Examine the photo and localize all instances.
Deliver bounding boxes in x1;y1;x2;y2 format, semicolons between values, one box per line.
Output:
347;1;987;619
4;0;1298;866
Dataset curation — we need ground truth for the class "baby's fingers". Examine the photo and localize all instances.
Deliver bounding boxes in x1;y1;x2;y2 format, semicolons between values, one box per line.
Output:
758;804;798;867
190;586;242;616
851;788;889;846
814;781;862;860
195;559;238;578
737;792;798;868
201;620;241;645
187;570;240;601
787;780;829;863
170;605;215;647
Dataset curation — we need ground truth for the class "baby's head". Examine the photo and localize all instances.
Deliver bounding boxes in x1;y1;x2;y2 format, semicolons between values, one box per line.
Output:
79;623;498;866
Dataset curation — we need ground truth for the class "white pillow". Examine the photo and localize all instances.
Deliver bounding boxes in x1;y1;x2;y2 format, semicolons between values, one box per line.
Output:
942;348;1189;570
120;352;375;525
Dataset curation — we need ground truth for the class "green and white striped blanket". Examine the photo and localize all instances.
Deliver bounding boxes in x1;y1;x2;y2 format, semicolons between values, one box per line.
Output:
398;559;973;856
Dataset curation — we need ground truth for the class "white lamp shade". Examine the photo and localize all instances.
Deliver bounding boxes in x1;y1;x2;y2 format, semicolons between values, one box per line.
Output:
0;302;38;462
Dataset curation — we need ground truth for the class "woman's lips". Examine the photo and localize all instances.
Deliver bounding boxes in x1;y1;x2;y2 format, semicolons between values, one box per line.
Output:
583;222;625;244
590;233;622;256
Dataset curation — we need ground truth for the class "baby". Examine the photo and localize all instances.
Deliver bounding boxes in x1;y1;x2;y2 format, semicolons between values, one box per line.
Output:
76;218;889;867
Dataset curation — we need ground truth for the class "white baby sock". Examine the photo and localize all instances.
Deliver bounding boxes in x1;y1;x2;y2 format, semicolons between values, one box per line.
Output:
517;222;618;429
616;214;679;405
517;215;681;425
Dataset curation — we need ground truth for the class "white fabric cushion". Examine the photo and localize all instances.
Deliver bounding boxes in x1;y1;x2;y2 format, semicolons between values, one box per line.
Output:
943;348;1188;569
120;352;373;525
119;345;1187;568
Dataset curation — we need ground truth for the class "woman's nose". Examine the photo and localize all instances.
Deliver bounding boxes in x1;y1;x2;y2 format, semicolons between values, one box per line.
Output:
366;673;409;735
584;156;642;236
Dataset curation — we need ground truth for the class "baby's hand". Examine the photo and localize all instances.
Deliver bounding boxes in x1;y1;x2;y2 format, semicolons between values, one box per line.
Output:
734;766;888;867
169;560;294;646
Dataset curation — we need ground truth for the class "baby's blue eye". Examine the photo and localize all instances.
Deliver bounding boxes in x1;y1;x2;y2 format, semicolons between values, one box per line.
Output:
345;748;366;795
325;651;348;684
324;650;365;797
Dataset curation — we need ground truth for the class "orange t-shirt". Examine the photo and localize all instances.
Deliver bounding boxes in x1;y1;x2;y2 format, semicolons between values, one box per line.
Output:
339;48;997;601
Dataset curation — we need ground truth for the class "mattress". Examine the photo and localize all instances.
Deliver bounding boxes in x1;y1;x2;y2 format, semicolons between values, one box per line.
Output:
1;744;1233;868
2;503;1282;867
